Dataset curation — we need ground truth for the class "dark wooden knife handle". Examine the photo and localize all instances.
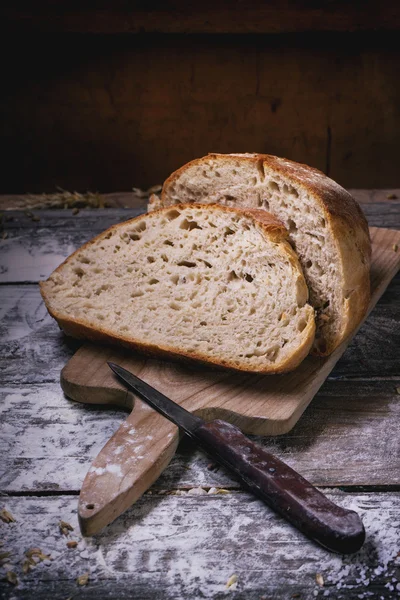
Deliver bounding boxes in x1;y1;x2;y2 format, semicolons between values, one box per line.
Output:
194;419;365;554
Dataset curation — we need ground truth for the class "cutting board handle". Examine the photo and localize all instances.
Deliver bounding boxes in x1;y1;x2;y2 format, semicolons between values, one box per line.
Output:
78;400;178;535
60;347;182;535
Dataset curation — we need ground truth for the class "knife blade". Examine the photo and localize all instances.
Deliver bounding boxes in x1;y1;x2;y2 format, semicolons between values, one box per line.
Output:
108;362;365;554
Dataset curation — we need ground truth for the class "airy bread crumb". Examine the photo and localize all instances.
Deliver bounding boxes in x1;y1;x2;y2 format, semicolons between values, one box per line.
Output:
157;153;371;355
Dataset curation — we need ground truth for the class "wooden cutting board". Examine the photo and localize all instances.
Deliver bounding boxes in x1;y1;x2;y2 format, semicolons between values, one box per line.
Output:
61;226;400;535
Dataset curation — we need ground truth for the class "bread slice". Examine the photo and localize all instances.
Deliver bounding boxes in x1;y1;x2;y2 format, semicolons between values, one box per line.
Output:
153;153;371;355
40;204;315;373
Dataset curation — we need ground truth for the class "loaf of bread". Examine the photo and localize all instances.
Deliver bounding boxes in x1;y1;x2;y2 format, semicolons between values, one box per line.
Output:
40;204;315;373
150;153;371;355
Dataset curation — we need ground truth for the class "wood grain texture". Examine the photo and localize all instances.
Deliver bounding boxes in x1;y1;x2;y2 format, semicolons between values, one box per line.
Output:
77;397;179;535
1;378;399;494
0;192;149;211
3;1;400;33
0;493;399;599
1;34;400;191
0;211;144;283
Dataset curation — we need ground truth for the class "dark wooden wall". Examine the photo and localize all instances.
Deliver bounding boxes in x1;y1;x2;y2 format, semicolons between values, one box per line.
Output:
1;3;400;192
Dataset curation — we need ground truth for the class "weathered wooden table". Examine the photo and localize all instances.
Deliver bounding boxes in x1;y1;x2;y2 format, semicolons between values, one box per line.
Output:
1;192;399;599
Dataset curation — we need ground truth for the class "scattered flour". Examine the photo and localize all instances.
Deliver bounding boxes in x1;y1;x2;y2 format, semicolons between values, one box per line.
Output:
1;491;399;598
89;464;123;477
307;497;400;598
105;464;123;476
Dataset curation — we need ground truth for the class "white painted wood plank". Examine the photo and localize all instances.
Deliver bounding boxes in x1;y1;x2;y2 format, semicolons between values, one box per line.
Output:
0;210;144;283
0;286;78;384
0;229;88;283
1;209;144;229
1;379;399;493
0;384;127;492
0;492;398;599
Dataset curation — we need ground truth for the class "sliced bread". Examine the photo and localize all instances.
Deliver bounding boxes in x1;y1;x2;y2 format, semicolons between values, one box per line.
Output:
152;153;371;355
40;203;315;373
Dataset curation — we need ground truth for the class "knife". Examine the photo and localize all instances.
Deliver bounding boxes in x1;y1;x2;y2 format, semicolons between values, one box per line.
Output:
108;362;365;554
